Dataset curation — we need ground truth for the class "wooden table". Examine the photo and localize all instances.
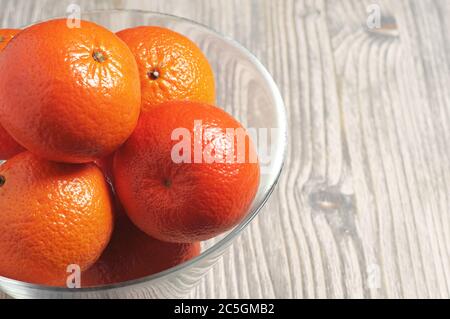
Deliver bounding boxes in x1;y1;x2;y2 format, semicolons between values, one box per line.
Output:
1;0;449;299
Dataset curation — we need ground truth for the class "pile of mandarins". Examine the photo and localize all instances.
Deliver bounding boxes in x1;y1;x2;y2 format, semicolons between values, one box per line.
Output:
0;20;259;287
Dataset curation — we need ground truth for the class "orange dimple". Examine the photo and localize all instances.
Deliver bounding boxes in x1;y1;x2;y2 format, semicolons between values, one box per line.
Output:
0;152;114;286
0;29;25;160
117;26;215;112
0;19;141;163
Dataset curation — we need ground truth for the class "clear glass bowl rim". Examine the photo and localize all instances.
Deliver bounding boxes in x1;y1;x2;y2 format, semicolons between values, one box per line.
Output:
0;8;287;293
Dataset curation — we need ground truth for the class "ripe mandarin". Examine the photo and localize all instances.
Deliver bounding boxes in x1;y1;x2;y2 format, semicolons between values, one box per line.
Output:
0;19;141;163
0;152;114;286
116;26;215;112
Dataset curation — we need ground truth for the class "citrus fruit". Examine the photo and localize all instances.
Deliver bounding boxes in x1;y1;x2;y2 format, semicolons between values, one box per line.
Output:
0;29;25;160
113;101;260;243
0;19;141;163
82;214;200;286
116;26;215;112
0;152;114;286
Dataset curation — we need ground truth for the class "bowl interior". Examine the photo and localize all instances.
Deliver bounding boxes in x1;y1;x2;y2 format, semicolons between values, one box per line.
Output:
0;9;286;293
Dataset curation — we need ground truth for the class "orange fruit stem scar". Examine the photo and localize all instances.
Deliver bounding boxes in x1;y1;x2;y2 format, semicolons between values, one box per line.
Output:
163;178;172;188
92;50;107;63
147;68;160;80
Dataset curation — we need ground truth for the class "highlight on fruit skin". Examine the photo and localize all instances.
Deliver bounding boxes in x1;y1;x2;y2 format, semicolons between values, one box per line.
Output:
113;101;260;243
0;19;141;164
0;152;114;286
116;26;216;112
82;214;201;287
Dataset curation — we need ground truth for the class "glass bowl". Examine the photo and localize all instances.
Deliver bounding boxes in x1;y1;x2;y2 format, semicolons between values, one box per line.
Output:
0;9;287;299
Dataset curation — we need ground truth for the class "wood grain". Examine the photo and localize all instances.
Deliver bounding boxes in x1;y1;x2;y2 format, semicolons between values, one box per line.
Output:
0;0;448;298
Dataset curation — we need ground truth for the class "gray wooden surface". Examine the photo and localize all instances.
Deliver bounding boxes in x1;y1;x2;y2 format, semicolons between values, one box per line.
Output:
1;0;449;299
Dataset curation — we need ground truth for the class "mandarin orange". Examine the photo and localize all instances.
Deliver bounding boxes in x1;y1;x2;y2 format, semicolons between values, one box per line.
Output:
113;101;260;243
0;19;141;163
116;26;215;112
0;152;114;286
